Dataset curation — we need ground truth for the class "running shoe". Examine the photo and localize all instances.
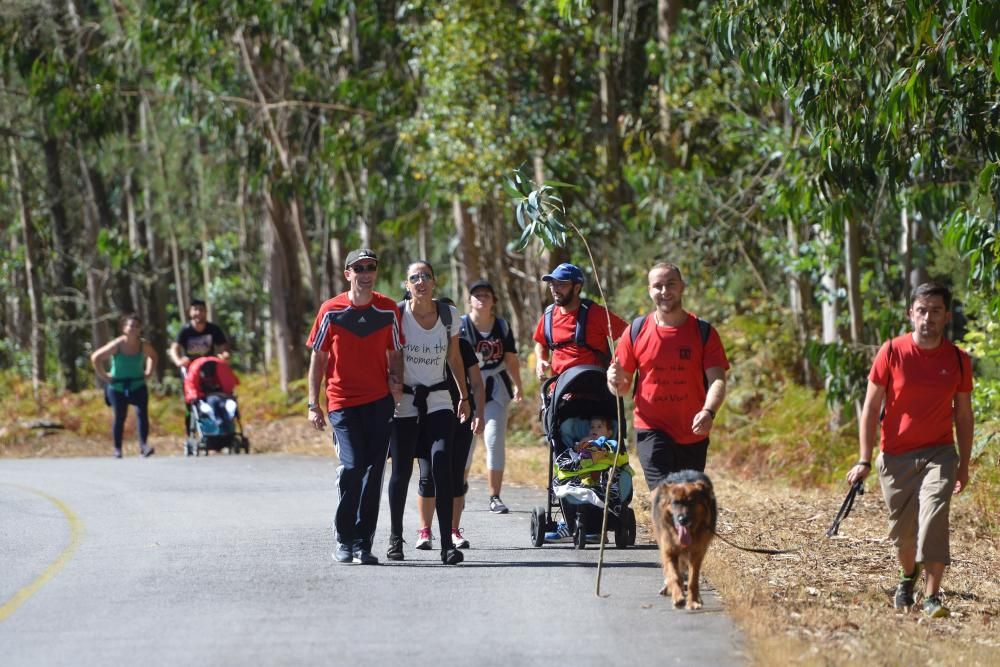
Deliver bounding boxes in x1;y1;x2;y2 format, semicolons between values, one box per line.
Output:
333;542;353;563
489;496;509;514
113;448;123;459
452;528;469;549
352;546;379;566
922;595;950;618
140;445;155;458
894;566;921;610
415;526;434;550
386;534;405;561
544;522;573;543
441;547;464;565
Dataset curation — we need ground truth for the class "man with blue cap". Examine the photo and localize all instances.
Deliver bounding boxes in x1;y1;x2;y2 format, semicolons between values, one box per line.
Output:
532;262;627;380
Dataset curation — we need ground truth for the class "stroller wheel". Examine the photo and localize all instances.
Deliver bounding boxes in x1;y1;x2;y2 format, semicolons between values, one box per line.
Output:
625;507;637;546
574;516;587;550
530;506;546;547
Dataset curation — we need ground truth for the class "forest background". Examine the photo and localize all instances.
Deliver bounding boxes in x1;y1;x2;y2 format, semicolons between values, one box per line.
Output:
3;1;1000;662
4;0;1000;485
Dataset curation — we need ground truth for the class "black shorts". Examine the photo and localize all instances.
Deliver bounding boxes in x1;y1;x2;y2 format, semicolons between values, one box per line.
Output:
635;429;709;491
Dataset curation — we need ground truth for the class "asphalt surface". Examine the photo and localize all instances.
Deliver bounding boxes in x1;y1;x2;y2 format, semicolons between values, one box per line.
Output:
0;454;746;666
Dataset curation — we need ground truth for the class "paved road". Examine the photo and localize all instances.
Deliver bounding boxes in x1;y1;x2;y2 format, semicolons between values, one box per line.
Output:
0;455;745;666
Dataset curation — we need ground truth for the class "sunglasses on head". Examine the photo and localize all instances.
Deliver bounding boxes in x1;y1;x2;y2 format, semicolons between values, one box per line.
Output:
408;272;434;284
351;263;378;273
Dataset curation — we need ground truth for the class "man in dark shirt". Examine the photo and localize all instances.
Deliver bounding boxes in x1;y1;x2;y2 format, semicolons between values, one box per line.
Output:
169;299;230;367
170;299;230;437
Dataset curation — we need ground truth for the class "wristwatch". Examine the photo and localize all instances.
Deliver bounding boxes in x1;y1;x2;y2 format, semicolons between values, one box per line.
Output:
307;402;318;410
702;407;716;418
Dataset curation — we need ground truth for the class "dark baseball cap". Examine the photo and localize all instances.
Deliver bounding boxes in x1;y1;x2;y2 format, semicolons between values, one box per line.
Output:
467;279;495;296
345;248;378;269
542;263;584;284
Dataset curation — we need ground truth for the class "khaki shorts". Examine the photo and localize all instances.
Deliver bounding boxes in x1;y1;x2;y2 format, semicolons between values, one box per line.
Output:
877;444;957;565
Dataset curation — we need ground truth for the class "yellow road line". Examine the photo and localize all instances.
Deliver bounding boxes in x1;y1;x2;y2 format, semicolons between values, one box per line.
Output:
0;485;84;622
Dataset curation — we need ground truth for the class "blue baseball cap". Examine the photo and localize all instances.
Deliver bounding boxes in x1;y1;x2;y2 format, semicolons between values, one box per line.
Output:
542;263;584;284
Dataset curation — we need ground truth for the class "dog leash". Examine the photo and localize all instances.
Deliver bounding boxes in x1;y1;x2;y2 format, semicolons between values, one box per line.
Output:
710;529;804;555
825;480;864;537
712;480;866;554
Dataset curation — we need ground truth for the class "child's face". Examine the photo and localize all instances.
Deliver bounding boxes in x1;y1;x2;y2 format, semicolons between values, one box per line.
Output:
588;419;611;439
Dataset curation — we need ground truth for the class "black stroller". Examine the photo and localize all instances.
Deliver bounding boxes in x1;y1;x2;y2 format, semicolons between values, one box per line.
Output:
530;365;637;549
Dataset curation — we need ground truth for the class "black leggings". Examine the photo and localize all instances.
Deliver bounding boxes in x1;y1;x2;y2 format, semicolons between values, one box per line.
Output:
109;385;149;449
388;410;455;546
451;415;475;497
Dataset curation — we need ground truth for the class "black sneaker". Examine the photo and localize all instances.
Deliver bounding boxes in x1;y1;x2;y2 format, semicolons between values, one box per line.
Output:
353;546;378;566
894;566;920;610
332;543;353;564
386;535;405;561
441;547;464;565
489;496;509;514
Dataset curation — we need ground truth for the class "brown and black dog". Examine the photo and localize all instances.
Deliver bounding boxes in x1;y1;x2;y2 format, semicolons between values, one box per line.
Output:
651;470;717;609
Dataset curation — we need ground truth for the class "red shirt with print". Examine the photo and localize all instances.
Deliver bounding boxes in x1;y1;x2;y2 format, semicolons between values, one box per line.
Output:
614;313;730;444
870;334;973;455
306;292;403;410
533;302;627;374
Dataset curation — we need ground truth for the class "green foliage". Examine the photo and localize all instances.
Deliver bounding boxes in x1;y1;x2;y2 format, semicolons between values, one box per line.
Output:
508;167;569;250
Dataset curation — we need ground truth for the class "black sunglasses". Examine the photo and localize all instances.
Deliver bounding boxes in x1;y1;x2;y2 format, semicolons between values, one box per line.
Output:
407;272;434;284
350;263;378;273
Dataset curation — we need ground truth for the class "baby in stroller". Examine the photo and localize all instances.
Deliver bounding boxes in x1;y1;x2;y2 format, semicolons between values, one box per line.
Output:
183;356;249;455
532;365;636;548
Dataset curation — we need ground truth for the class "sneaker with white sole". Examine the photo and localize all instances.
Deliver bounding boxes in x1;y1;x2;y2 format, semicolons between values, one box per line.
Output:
452;528;469;549
489;496;509;514
544;522;572;543
415;526;434;550
922;594;950;618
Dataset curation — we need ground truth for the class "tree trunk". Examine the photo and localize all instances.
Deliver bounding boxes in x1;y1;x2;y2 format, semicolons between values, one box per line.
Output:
138;98;168;377
452;193;481;290
42;135;82;391
656;0;684;152
787;218;812;386
9;139;47;391
264;188;306;389
844;217;863;344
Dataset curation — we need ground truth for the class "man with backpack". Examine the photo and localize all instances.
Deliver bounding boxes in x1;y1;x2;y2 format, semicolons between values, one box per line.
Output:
533;263;628;379
846;282;973;618
607;262;729;490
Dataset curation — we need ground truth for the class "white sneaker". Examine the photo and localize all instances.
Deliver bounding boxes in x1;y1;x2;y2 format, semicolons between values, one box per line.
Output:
415;526;434;550
452;528;469;549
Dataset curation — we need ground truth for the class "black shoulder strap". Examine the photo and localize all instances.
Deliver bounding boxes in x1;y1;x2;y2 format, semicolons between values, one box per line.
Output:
954;344;964;381
629;315;648;346
460;314;477;349
542;304;557;349
696;317;712;345
574;298;593;346
436;300;452;330
496;316;510;341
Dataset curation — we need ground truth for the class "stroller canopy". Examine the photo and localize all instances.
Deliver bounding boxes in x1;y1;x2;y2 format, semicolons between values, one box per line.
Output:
184;356;239;403
543;364;626;442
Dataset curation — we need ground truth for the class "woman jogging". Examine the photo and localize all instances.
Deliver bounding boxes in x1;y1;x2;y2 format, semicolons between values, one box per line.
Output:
90;313;158;458
385;261;478;565
460;279;524;514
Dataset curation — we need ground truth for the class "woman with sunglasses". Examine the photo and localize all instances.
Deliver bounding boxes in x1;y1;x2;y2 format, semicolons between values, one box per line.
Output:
90;313;158;458
386;261;479;565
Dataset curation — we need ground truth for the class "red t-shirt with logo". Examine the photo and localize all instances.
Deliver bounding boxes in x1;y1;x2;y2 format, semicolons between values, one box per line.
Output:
533;302;627;374
614;313;730;444
869;334;973;455
306;292;403;410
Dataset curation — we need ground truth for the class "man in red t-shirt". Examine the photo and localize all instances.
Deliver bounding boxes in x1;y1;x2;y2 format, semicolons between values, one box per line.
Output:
846;283;974;618
532;263;627;379
306;248;404;566
608;262;729;490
